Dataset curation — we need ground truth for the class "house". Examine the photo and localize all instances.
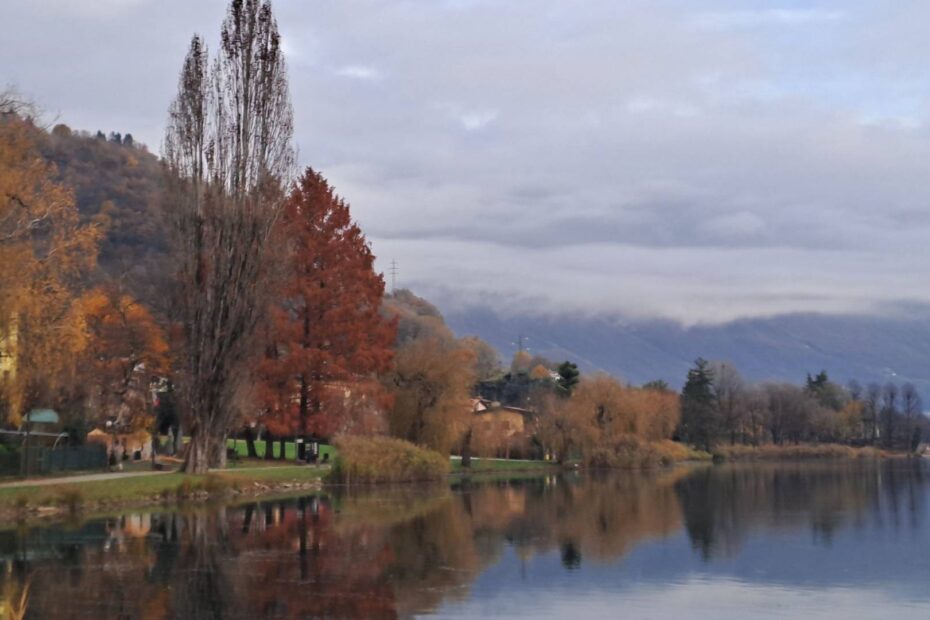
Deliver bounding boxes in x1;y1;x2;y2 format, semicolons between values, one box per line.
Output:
0;319;16;383
469;398;537;458
471;398;534;436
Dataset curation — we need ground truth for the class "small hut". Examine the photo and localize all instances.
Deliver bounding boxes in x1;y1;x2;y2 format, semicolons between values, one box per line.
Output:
87;428;153;462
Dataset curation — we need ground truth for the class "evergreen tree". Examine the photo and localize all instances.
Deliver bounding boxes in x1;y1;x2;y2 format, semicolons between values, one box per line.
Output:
679;358;719;451
557;361;580;395
642;379;671;392
804;370;844;411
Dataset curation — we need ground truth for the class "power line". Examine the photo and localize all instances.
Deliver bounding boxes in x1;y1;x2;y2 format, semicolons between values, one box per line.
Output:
389;259;398;294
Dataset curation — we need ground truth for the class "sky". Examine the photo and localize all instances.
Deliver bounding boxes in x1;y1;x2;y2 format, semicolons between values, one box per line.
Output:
4;0;930;325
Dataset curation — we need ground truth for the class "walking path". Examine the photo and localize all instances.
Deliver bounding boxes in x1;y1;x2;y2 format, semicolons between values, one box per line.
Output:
0;469;173;489
0;464;322;489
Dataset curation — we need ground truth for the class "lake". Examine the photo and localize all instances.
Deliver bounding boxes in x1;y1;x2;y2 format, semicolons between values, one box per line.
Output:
3;460;930;619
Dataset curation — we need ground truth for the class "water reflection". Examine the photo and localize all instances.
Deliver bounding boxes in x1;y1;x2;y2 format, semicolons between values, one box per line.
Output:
676;460;927;559
1;461;928;619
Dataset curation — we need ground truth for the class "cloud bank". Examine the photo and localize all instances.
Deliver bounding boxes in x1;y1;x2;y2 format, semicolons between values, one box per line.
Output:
5;0;930;324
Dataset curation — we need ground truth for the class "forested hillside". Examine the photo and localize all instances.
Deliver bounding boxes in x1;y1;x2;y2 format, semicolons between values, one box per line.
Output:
37;124;169;309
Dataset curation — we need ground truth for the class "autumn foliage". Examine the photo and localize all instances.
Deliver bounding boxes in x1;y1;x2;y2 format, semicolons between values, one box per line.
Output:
0;107;100;425
537;375;681;467
259;168;396;440
79;287;168;429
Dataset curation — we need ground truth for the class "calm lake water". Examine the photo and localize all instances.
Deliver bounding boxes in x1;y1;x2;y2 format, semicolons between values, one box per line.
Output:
4;461;930;619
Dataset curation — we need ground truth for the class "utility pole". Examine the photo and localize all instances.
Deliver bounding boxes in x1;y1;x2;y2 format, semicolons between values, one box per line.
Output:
389;259;398;294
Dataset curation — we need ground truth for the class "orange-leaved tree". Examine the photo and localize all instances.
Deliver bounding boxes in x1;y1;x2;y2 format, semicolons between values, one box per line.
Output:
0;100;100;425
258;168;395;456
79;286;169;430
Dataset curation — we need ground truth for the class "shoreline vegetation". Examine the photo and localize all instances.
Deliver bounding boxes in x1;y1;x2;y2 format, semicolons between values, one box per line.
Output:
710;443;893;462
0;437;915;527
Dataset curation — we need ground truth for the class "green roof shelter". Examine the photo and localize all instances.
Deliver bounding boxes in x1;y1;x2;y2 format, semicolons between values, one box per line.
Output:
25;409;59;425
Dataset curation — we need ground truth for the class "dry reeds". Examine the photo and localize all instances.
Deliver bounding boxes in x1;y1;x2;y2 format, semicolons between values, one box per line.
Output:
329;436;450;484
712;443;883;462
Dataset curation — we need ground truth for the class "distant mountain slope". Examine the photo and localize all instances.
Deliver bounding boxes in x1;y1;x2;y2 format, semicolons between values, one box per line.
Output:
445;307;930;398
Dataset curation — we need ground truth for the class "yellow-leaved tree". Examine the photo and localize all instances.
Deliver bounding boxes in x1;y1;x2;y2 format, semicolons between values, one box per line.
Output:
0;98;100;425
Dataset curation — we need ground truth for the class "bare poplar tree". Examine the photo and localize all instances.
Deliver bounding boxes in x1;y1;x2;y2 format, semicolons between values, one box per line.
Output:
901;383;922;452
880;382;898;449
164;0;294;473
864;382;881;445
709;361;747;445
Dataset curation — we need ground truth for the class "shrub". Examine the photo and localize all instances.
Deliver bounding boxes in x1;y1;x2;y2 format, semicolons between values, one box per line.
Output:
328;436;449;484
202;474;231;495
176;478;195;499
653;439;711;463
584;436;665;469
56;488;85;514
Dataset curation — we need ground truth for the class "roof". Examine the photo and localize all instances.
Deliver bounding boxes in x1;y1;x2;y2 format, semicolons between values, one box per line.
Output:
474;404;536;418
25;409;59;424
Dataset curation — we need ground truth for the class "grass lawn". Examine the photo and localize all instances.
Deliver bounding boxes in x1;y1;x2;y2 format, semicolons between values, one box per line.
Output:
0;466;327;512
227;438;337;462
450;457;558;473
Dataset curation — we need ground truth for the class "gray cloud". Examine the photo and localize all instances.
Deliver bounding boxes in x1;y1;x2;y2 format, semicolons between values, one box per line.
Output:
5;0;930;323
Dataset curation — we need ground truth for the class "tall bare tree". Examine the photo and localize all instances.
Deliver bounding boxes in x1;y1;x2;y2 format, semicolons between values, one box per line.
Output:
880;382;898;449
164;0;294;472
709;361;746;445
900;383;922;453
864;382;881;445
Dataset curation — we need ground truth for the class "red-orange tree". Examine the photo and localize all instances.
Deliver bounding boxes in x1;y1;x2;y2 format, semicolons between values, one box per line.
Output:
259;168;395;455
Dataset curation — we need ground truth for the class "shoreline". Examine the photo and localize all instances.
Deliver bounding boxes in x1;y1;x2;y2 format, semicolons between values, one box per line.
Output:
0;458;558;528
0;446;918;528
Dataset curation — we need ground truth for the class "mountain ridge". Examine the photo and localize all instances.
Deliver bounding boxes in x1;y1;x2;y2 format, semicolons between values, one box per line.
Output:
444;305;930;400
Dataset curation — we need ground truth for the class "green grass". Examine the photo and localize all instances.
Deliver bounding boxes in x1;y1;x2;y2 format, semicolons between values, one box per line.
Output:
0;466;327;513
450;457;558;474
0;473;190;508
220;465;327;483
226;438;336;462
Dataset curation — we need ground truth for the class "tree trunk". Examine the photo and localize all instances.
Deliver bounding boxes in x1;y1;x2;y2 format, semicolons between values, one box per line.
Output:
279;438;287;460
211;433;227;469
184;429;211;474
172;423;183;456
244;426;258;458
461;429;472;468
264;433;274;460
297;374;308;460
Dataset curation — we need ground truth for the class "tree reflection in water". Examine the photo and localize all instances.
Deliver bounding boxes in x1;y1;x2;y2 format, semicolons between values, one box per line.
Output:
676;460;926;560
0;461;925;618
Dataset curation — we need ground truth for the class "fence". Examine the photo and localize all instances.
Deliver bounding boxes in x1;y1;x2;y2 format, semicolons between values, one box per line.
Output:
0;444;108;477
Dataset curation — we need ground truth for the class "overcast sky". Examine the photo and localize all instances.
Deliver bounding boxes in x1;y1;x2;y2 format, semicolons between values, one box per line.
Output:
4;0;930;324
